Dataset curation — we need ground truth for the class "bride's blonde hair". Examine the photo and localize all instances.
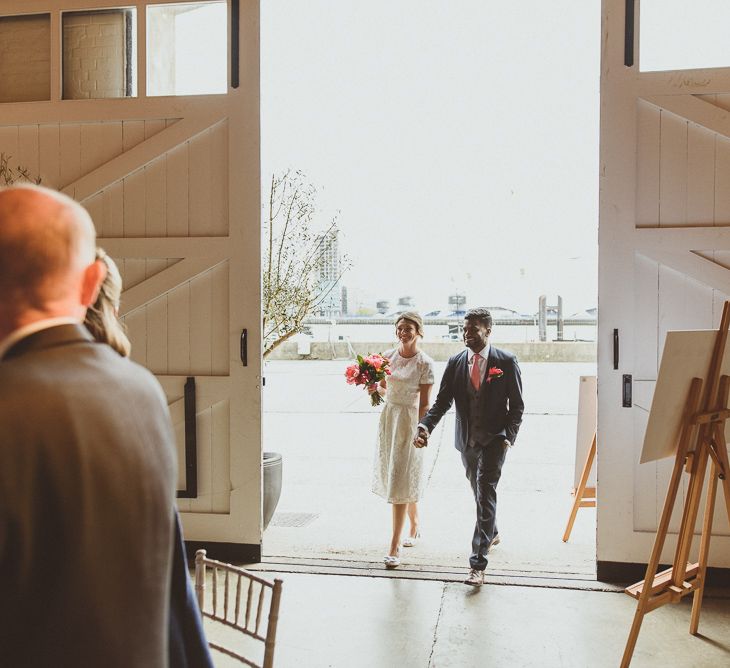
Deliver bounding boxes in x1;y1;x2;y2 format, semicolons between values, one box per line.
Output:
84;247;131;357
395;311;424;338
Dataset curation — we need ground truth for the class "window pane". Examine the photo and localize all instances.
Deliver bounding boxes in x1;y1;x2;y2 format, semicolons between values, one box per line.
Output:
147;2;227;97
63;9;137;100
0;14;51;103
640;0;730;72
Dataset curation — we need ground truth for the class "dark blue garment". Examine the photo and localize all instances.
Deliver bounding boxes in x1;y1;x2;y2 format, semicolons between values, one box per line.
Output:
169;513;214;668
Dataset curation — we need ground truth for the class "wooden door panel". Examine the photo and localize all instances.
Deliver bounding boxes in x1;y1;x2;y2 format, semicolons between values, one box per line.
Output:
601;0;730;568
0;1;262;554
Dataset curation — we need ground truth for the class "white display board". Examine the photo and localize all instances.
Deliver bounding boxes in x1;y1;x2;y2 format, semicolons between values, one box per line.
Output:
574;375;597;489
641;330;727;464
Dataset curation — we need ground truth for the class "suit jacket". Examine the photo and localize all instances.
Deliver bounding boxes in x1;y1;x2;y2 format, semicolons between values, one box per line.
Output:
0;325;177;668
169;513;214;668
420;345;524;452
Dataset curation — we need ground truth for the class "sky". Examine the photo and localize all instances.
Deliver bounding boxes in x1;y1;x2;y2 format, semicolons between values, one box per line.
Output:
261;1;600;315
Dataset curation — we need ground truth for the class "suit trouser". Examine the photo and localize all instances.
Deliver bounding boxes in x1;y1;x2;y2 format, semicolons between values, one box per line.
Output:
461;438;508;571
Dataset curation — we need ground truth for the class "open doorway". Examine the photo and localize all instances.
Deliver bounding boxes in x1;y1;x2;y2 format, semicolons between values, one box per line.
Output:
260;1;600;578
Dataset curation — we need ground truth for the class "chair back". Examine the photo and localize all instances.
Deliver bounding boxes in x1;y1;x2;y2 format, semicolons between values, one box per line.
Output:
194;549;283;668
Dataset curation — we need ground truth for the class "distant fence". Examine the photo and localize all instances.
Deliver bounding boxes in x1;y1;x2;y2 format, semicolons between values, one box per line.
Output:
303;317;597;327
266;340;597;363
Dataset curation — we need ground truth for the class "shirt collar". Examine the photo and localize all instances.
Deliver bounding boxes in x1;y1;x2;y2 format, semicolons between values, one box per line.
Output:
467;343;490;362
0;317;81;360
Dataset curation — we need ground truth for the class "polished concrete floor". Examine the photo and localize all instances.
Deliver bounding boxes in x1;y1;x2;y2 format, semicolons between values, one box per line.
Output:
204;569;730;668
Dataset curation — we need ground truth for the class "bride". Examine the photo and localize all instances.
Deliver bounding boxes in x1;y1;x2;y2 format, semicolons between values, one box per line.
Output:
370;311;434;568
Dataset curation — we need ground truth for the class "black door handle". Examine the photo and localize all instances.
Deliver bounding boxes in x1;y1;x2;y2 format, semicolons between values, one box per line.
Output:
613;329;619;370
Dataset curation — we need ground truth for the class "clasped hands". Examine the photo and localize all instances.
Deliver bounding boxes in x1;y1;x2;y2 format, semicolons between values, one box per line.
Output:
413;426;429;448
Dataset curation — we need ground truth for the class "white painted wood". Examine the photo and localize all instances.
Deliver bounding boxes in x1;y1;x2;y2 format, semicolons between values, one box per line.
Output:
188;130;213;236
166;144;190;236
601;0;730;566
195;406;213;514
633;254;659;380
636;101;660;227
38;124;61;189
190;269;213;376
211;400;231;513
102;181;124;238
58;124;80;188
658;111;687;227
643;94;730;141
0;1;262;548
687;124;715;226
17;125;39;180
63;110;223;202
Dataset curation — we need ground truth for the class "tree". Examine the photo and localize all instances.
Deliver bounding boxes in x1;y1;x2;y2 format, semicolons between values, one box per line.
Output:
262;170;349;358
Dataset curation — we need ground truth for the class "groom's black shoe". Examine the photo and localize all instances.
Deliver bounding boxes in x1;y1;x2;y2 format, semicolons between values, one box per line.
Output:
488;533;500;553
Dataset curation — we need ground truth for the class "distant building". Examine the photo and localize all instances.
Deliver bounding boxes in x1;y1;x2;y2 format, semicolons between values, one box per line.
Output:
340;285;348;315
376;300;390;315
315;230;341;317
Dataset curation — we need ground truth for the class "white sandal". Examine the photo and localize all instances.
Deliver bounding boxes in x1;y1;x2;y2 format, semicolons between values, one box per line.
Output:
383;549;401;568
402;531;421;548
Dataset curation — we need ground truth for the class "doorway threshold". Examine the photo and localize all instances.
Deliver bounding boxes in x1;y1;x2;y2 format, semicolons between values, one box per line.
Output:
250;555;621;592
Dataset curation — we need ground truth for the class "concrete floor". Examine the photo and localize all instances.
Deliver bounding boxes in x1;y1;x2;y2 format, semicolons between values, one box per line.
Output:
201;360;730;667
204;570;730;668
263;361;596;576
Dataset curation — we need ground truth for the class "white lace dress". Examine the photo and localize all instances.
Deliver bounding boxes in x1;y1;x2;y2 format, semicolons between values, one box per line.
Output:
372;349;435;503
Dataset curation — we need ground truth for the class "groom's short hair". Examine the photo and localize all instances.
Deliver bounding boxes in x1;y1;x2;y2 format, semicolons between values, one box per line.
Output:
464;307;492;329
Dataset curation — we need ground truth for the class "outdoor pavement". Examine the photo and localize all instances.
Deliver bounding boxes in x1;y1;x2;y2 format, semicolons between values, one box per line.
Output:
262;360;596;577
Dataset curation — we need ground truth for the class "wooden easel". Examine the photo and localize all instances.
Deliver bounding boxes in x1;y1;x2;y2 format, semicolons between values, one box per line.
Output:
562;431;596;542
621;302;730;668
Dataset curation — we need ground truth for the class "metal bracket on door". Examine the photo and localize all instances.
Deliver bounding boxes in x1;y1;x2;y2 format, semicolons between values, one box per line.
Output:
230;0;240;88
240;328;248;366
177;376;198;499
624;0;635;67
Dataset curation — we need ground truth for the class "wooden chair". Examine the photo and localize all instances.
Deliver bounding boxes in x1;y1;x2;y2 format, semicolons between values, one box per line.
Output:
194;549;283;668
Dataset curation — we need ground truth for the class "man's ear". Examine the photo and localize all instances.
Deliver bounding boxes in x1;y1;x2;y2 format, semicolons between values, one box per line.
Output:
80;259;107;307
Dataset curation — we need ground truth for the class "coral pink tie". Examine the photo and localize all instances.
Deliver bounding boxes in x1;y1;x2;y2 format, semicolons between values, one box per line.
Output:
470;353;481;390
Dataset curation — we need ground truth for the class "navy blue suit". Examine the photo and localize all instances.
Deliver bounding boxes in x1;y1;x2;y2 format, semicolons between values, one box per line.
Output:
169;513;214;668
421;345;524;570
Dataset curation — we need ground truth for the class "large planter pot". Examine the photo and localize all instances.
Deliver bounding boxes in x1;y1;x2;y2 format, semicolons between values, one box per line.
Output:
263;452;283;530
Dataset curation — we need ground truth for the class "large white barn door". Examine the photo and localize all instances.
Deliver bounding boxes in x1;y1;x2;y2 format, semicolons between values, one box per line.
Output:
0;0;262;558
599;0;730;577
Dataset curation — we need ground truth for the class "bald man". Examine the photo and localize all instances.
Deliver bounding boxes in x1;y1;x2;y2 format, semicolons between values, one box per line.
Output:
0;185;178;667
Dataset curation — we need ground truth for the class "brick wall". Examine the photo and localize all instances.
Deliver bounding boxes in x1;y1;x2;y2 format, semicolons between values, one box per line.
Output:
0;14;51;103
62;10;128;100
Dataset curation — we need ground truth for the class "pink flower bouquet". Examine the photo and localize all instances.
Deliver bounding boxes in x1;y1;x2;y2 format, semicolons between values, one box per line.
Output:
344;353;391;406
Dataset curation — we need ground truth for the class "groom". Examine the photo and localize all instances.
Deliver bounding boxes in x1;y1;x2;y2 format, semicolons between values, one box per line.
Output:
414;307;524;586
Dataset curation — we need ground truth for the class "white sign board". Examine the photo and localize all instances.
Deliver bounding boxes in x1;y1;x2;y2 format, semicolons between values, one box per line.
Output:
641;330;728;464
574;375;597;489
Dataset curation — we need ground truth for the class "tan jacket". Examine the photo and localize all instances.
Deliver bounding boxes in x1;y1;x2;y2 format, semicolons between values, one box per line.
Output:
0;325;177;667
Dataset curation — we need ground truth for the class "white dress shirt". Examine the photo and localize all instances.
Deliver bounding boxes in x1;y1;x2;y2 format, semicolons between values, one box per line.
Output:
0;317;80;360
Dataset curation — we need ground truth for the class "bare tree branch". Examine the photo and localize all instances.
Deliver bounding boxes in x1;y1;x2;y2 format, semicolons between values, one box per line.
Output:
262;170;351;358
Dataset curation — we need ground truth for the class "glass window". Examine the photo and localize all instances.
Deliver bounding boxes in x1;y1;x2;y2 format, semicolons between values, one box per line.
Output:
147;2;227;97
641;0;730;72
0;14;51;103
62;9;137;99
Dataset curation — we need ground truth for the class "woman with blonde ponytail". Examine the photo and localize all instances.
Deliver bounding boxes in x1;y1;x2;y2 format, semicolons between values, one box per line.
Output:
84;247;131;357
